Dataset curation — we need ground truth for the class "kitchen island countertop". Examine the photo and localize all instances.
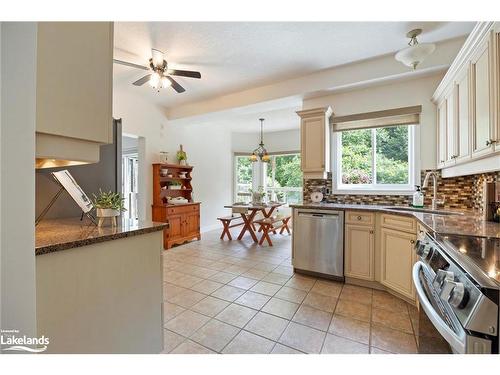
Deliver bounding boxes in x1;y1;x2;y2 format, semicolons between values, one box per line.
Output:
36;217;168;255
290;203;500;239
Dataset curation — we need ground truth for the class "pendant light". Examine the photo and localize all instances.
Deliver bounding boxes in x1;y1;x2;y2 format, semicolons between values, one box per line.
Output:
395;29;436;70
250;118;270;163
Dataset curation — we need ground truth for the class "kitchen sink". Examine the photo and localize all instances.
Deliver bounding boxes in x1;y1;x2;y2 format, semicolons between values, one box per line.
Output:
384;206;464;216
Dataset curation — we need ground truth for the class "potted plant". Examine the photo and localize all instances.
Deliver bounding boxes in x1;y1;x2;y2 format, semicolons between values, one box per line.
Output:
92;190;126;226
249;186;266;205
169;181;182;190
176;144;187;166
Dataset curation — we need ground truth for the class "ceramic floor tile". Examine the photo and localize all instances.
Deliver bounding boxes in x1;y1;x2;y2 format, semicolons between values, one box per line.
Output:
163;283;188;301
163;329;185;353
302;292;337;313
234;291;271;310
372;307;413;334
284;275;317;292
370;346;394;354
271;343;304;354
274;286;307;304
279;321;326;354
228;276;259;290
190;279;224;295
163;302;186;324
191;296;230;317
207;271;237;284
170;340;217;354
245;312;289;341
167;289;207;308
339;284;373;305
211;285;246;302
371;325;418;354
169;274;204;288
334;299;371;323
372;290;408;313
215;303;258;328
164;310;211;337
252;262;279;272
241;268;270;280
321;334;369;354
250;281;282;296
261;297;299;320
328;315;370;344
190;319;240;352
310;280;343;298
222;330;275;354
292;304;332;331
261;272;292;285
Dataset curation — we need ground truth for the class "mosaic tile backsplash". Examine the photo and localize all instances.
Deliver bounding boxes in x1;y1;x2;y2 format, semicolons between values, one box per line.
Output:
303;170;500;211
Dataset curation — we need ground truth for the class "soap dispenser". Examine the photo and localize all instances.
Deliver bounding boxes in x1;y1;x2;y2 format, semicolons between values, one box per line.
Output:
412;185;424;208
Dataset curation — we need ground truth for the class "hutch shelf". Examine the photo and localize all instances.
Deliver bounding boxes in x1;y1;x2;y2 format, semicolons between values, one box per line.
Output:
152;163;201;249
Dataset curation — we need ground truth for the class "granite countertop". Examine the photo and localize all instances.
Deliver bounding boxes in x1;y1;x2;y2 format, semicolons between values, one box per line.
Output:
290;203;500;239
36;217;168;255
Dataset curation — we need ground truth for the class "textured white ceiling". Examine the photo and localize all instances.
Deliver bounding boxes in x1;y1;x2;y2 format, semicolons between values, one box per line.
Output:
113;21;475;109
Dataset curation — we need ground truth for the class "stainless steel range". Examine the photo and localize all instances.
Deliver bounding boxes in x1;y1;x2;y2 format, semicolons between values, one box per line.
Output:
413;232;499;354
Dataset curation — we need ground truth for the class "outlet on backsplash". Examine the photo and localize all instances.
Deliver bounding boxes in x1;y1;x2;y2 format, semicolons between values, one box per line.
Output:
303;170;500;211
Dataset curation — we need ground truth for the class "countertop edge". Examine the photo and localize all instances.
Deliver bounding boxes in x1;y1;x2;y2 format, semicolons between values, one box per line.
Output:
35;222;168;256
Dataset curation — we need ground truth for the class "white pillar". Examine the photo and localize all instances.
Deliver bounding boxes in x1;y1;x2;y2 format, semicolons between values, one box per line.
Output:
252;161;267;191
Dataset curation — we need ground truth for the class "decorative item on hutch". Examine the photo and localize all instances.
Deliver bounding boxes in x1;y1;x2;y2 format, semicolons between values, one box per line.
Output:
176;144;188;166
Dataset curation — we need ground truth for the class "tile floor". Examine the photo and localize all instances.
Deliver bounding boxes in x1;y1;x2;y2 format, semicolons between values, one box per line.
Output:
161;228;419;354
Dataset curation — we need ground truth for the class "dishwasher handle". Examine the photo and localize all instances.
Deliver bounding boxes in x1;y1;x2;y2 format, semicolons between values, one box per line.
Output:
297;212;340;218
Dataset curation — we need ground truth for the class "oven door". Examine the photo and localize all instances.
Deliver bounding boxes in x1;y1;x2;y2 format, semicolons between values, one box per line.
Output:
412;261;466;354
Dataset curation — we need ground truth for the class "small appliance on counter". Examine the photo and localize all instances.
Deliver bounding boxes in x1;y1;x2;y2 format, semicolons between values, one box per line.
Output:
483;182;500;222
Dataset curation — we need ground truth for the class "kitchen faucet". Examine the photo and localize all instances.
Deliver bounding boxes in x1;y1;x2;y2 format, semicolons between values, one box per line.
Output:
422;171;444;210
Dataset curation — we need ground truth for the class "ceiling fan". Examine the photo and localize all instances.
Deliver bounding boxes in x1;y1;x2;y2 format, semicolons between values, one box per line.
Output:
113;49;201;93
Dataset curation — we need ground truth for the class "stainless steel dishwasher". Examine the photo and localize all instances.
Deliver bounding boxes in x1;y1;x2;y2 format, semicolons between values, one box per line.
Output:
292;208;344;279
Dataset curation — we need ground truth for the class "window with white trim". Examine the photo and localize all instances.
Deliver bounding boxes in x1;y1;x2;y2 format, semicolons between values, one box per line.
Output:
266;153;303;204
333;124;416;193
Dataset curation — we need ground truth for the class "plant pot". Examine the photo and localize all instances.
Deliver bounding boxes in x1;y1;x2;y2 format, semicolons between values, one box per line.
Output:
96;208;120;218
179;159;187;166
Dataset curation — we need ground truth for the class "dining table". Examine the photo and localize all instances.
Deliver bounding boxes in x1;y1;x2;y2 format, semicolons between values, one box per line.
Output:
223;202;284;243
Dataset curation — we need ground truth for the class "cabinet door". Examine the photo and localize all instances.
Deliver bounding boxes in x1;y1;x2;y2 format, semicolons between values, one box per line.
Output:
301;115;326;173
167;214;183;241
471;40;493;157
380;227;417;300
445;92;457;164
36;22;113;144
456;69;471;163
182;211;200;238
345;224;374;281
437;100;447;168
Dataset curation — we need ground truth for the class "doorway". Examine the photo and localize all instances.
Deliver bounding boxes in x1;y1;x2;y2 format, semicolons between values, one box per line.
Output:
122;135;139;220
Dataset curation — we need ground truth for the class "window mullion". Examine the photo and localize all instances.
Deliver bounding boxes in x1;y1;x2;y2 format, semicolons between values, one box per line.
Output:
372;128;376;188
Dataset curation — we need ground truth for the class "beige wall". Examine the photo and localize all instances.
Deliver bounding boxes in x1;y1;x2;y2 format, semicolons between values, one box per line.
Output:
232;128;300;153
302;73;445;170
0;23;37;340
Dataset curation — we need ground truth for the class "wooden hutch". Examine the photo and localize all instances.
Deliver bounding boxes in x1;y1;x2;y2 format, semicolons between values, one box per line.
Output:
152;163;201;249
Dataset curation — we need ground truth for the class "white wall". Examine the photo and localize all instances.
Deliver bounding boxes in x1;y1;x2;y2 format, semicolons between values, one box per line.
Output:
164;121;233;232
113;87;169;221
303;73;444;170
232;128;300;153
0;23;37;340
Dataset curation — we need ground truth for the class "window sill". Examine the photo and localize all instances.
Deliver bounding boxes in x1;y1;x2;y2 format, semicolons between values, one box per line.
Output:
332;189;414;196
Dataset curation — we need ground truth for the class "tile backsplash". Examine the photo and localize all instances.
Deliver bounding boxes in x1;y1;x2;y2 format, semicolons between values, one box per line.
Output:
303;170;500;211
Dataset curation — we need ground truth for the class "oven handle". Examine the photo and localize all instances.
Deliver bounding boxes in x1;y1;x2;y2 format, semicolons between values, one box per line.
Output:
412;261;466;354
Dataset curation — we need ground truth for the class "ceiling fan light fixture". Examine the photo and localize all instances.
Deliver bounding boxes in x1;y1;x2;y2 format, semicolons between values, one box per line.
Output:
395;29;435;70
149;72;161;88
151;48;164;67
161;76;172;88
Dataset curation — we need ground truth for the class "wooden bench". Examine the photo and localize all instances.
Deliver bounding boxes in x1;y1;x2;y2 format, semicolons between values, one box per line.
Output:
217;215;244;240
253;215;291;246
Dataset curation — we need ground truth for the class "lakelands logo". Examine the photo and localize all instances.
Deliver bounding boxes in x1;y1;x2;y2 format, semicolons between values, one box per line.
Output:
1;329;49;353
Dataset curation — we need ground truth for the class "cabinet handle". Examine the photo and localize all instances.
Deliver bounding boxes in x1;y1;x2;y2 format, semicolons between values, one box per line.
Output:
486;139;497;146
410;240;415;244
369;230;374;234
440;160;444;163
357;216;362;221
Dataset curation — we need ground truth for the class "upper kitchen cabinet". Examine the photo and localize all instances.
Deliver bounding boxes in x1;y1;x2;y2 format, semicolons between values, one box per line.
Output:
432;22;499;177
296;106;333;179
36;22;114;168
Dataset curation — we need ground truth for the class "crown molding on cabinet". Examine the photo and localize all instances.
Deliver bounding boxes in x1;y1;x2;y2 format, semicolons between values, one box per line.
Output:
432;22;495;103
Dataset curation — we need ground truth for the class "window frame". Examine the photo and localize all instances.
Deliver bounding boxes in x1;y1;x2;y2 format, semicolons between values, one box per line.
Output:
332;124;418;195
233;153;253;202
265;152;303;204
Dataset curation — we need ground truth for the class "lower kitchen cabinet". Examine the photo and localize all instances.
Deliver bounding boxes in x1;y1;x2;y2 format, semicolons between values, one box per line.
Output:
380;227;417;301
344;224;375;281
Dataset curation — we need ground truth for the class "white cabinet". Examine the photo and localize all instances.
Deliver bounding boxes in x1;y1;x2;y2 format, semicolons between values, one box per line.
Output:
380;226;417;301
455;68;471;163
445;91;456;164
471;39;493;158
345;211;375;281
296;107;333;179
436;100;447;168
35;22;114;167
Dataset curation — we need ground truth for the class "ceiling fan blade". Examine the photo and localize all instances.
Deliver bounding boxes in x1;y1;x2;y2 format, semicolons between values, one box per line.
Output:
167;69;201;79
113;59;149;71
132;74;152;86
166;76;186;93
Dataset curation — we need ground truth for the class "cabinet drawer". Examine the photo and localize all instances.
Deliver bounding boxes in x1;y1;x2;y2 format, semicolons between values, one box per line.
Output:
345;211;374;226
167;204;199;215
380;214;416;233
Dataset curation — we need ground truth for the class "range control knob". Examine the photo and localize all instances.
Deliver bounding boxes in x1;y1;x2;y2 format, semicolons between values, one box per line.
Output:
433;269;454;289
448;282;469;309
416;244;433;259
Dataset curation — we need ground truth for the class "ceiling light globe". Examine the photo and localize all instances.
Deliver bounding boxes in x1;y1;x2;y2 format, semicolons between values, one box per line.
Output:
149;72;160;88
395;43;435;69
161;76;171;88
